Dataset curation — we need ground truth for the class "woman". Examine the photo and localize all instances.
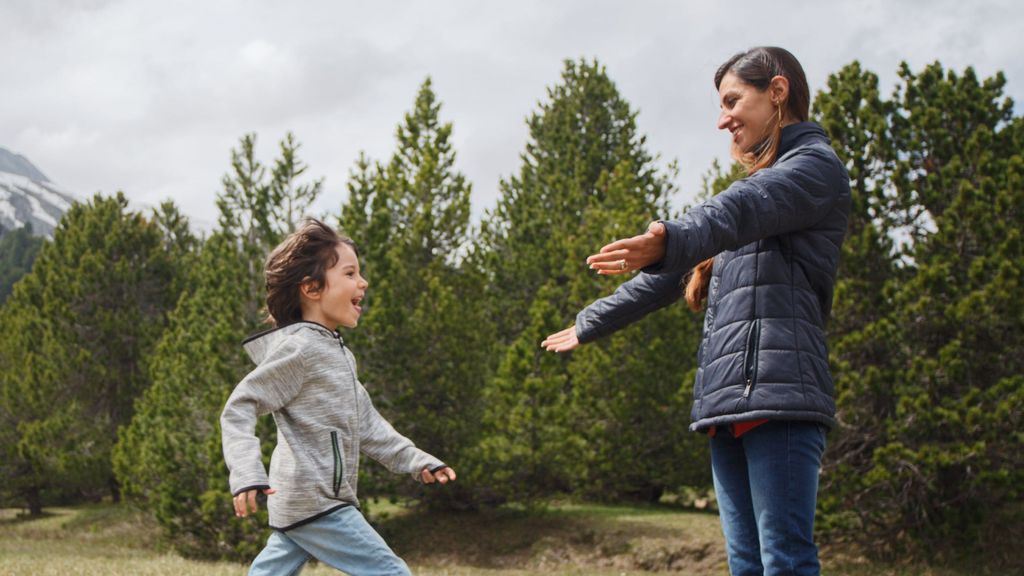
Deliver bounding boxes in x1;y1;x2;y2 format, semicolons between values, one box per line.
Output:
542;47;850;575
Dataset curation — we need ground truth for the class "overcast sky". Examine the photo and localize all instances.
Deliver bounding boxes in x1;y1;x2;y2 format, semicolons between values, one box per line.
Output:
3;0;1022;231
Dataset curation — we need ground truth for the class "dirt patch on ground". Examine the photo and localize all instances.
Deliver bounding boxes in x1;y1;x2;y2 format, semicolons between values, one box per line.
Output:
380;507;728;574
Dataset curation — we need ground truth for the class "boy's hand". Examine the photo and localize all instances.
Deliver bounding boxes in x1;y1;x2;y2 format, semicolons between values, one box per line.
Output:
421;466;457;485
233;487;276;517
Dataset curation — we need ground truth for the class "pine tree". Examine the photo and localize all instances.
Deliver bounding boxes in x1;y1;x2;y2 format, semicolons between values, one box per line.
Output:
879;63;1023;556
338;79;491;507
113;231;270;558
0;274;49;514
816;61;1024;560
475;59;703;502
113;133;321;559
0;223;45;304
0;193;183;510
812;61;905;538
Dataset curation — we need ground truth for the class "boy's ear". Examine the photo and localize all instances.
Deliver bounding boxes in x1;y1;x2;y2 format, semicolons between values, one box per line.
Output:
299;277;322;301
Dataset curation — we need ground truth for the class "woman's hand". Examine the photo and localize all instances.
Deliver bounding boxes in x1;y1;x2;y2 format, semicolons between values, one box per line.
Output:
421;466;457;484
233;487;276;518
541;325;580;353
586;221;667;275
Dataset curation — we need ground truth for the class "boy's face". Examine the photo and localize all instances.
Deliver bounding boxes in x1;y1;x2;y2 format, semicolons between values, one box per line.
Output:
302;244;367;329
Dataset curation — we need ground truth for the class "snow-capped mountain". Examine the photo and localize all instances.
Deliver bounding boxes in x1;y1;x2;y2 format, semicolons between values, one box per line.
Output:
0;147;76;237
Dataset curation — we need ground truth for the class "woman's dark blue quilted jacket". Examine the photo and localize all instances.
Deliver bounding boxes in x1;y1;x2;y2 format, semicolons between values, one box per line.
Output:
575;122;851;431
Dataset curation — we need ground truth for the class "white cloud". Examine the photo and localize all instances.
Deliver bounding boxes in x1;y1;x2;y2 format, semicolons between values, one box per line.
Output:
2;0;1022;234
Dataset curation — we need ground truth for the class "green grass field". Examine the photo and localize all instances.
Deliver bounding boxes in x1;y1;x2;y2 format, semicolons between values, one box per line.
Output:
0;502;978;575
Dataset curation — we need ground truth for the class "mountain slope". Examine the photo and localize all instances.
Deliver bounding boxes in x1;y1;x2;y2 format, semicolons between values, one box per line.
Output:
0;147;76;237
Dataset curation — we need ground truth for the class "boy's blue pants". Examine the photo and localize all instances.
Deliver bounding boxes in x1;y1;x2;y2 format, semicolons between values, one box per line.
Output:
248;505;410;576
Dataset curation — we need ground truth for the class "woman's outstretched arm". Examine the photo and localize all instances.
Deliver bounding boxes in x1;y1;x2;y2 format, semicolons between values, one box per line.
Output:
542;268;686;352
587;146;846;277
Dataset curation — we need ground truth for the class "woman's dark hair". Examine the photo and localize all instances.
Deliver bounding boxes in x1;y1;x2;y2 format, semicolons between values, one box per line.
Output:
264;218;359;327
686;47;809;311
715;46;809;125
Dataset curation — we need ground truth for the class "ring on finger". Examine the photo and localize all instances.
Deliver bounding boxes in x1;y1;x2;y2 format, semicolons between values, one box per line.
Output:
618;259;627;271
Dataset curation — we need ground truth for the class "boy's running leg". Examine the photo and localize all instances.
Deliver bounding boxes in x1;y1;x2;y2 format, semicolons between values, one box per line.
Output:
286;505;411;576
249;529;312;576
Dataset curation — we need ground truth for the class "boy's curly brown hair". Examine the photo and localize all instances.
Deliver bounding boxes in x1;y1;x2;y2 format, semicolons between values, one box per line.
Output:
264;218;359;327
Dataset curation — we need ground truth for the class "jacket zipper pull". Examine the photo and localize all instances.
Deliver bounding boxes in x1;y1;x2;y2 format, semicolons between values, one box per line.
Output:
743;379;753;398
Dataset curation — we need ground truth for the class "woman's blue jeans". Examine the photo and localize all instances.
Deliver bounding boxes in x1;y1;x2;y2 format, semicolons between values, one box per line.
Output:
710;420;826;576
248;505;410;576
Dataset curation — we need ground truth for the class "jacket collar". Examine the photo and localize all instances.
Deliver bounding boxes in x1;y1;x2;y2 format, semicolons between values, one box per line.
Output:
243;320;339;344
777;121;828;158
242;321;342;364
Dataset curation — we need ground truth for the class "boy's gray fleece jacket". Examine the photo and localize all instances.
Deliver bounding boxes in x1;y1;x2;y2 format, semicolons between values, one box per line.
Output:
221;321;445;531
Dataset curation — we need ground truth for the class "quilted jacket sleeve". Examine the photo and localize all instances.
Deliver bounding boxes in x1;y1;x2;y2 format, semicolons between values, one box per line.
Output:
645;144;847;276
575;270;685;344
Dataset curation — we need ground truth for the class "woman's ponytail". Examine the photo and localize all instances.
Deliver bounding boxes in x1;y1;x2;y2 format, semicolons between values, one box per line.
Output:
684;258;715;311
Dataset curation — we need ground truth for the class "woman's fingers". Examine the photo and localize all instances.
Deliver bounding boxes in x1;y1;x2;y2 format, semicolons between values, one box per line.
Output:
553;340;579;352
587;248;629;265
541;326;574;347
541;327;571;343
542;326;577;352
588;248;632;276
587;224;667;275
542;325;579;352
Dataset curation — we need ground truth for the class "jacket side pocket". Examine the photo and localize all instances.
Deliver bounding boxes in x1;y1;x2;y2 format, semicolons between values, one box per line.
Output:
330;431;343;497
742;319;761;399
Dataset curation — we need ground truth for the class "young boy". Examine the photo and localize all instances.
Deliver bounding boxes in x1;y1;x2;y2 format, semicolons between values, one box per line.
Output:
221;218;456;576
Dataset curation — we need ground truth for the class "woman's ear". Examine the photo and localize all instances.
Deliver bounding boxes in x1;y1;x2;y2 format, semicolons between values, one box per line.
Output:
769;75;790;106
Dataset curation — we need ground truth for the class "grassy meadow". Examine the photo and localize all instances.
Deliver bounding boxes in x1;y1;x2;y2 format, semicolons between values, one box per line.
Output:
0;501;982;575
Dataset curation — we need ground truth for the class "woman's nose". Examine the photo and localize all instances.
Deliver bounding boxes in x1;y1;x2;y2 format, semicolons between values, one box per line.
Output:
717;111;731;130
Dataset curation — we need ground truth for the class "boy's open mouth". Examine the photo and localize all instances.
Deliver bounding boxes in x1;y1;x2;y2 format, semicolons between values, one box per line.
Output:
351;296;363;313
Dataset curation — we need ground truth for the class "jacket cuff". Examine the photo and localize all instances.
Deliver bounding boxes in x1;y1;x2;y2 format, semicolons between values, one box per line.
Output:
229;470;270;496
231;483;271;497
575;307;608;344
410;458;446;482
641;219;686;275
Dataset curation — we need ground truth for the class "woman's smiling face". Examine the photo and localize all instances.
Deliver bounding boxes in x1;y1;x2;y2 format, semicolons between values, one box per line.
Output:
716;71;779;155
